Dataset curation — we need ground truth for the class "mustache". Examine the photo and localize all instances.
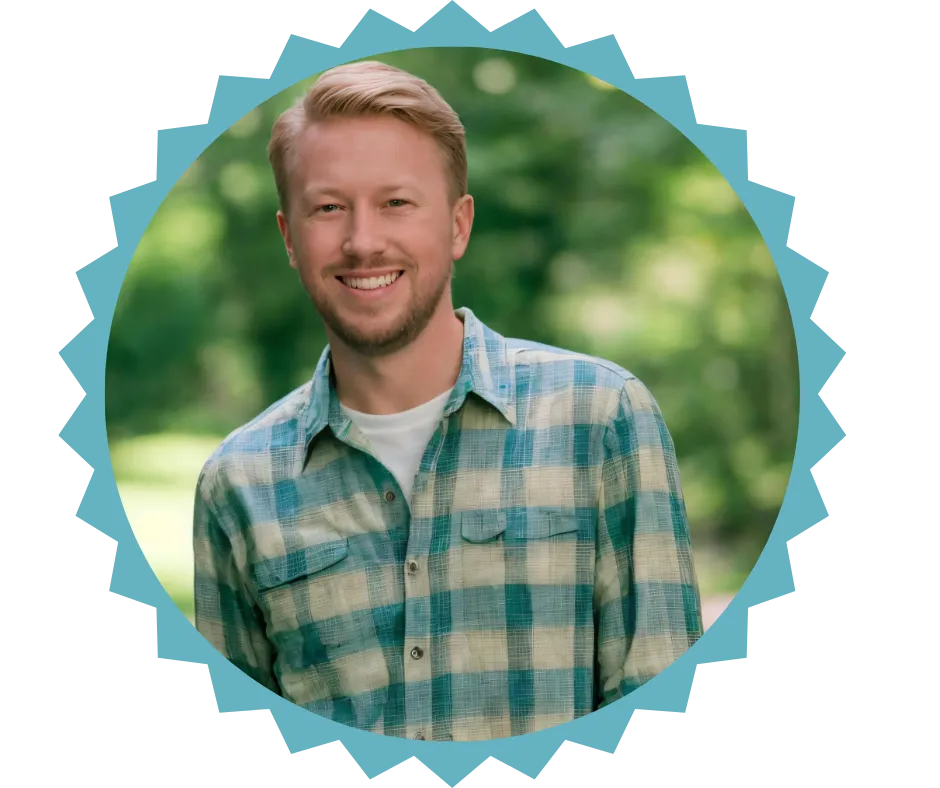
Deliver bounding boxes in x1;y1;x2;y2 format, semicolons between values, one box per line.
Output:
326;256;414;275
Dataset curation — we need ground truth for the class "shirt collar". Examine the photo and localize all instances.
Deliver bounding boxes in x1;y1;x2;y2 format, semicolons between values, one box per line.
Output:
299;307;516;459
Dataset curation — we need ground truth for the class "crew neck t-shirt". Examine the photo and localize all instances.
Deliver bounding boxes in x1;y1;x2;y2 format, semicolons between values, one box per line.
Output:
340;388;453;506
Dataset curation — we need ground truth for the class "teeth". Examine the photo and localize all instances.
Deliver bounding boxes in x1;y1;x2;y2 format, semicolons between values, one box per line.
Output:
342;271;401;290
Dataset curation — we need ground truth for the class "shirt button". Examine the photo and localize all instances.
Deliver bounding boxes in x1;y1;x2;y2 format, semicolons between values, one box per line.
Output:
410;646;424;660
384;490;396;503
407;559;418;574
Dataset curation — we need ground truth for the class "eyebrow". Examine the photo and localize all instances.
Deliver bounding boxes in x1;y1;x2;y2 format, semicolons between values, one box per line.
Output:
376;183;422;194
301;182;423;202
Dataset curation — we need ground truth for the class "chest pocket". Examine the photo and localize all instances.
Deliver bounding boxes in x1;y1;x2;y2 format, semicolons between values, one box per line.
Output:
252;536;389;707
457;508;593;600
460;507;587;589
457;508;582;589
508;509;583;590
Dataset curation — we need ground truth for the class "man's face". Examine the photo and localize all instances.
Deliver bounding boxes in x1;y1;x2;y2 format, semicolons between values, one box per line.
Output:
277;114;473;357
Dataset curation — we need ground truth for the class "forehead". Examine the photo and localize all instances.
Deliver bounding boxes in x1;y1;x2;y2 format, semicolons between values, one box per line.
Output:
291;115;448;188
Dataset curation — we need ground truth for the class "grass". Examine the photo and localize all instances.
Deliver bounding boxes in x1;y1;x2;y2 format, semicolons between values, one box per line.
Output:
114;431;743;625
111;432;223;487
113;433;220;623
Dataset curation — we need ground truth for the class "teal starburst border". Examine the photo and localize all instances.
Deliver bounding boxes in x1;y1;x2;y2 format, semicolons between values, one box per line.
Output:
59;3;845;784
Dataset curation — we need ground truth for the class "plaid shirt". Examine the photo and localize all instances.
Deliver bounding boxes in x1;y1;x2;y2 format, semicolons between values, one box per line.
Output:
194;307;702;741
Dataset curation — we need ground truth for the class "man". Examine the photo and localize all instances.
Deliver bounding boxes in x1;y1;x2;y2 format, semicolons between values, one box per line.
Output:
194;60;703;742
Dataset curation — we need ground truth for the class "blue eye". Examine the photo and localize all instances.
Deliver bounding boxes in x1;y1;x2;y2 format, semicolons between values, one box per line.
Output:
388;199;407;207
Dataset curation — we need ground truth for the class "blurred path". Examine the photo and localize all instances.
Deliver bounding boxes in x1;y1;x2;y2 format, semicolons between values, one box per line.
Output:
702;594;735;630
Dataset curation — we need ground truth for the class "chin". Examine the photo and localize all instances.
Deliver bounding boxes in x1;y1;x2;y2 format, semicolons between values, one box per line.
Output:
333;314;415;355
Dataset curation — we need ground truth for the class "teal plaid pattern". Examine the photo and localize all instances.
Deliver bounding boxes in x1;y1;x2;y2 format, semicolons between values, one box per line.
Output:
194;307;702;741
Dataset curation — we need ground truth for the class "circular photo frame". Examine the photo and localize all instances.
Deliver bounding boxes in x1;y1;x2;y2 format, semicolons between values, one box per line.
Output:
68;3;845;785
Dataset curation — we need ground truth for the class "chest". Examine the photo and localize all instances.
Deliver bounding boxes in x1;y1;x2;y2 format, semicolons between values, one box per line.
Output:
250;412;597;644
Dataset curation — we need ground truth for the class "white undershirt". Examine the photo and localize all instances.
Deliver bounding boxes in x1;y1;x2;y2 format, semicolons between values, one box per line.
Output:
341;388;453;506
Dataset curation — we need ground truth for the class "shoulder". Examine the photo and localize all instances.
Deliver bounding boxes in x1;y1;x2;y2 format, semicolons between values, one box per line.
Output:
196;380;312;499
506;334;639;391
504;336;663;424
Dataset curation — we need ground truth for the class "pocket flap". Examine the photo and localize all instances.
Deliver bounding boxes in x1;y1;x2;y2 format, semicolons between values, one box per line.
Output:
512;508;580;540
458;510;508;543
253;538;349;591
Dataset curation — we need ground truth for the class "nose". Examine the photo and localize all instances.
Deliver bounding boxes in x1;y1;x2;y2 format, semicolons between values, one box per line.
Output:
341;206;388;262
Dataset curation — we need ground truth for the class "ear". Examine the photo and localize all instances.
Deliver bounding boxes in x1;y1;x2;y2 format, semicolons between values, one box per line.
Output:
276;210;297;269
450;194;474;261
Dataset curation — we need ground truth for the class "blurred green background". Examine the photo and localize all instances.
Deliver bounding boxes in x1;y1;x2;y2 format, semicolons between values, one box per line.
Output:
106;49;798;628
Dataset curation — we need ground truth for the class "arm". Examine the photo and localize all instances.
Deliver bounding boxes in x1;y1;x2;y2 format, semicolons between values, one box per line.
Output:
594;377;703;708
193;468;280;695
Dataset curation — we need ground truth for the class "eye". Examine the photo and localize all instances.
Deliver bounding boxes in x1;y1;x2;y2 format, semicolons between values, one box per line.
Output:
316;203;341;214
387;199;408;207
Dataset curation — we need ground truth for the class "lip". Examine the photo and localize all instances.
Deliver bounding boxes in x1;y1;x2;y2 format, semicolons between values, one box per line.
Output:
335;270;405;299
335;268;404;278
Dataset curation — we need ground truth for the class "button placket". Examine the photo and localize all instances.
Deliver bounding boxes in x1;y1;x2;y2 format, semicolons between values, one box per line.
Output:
402;574;432;731
402;420;449;742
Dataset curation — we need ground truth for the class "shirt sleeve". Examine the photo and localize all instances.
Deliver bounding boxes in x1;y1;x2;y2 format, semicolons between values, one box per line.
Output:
594;376;703;708
193;468;280;695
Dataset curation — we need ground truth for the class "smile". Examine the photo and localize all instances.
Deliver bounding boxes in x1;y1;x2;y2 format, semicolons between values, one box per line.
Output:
337;271;404;291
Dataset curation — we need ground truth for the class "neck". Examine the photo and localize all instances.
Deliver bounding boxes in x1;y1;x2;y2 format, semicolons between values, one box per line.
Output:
329;304;465;415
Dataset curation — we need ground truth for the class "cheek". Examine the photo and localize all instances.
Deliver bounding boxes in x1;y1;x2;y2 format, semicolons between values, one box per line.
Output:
295;228;338;273
400;216;455;262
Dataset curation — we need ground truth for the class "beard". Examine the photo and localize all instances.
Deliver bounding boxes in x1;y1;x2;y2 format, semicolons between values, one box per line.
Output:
307;258;453;358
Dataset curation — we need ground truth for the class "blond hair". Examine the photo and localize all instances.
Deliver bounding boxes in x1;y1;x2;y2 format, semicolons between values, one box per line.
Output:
268;61;467;213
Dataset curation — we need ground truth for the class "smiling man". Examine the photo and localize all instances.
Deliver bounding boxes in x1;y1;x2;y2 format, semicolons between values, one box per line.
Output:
193;60;703;742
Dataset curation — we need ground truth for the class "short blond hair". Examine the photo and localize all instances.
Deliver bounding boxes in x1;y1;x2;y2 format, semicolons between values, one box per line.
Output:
268;61;467;213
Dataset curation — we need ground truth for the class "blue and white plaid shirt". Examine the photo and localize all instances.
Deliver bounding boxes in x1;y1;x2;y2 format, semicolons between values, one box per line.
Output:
194;307;702;741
